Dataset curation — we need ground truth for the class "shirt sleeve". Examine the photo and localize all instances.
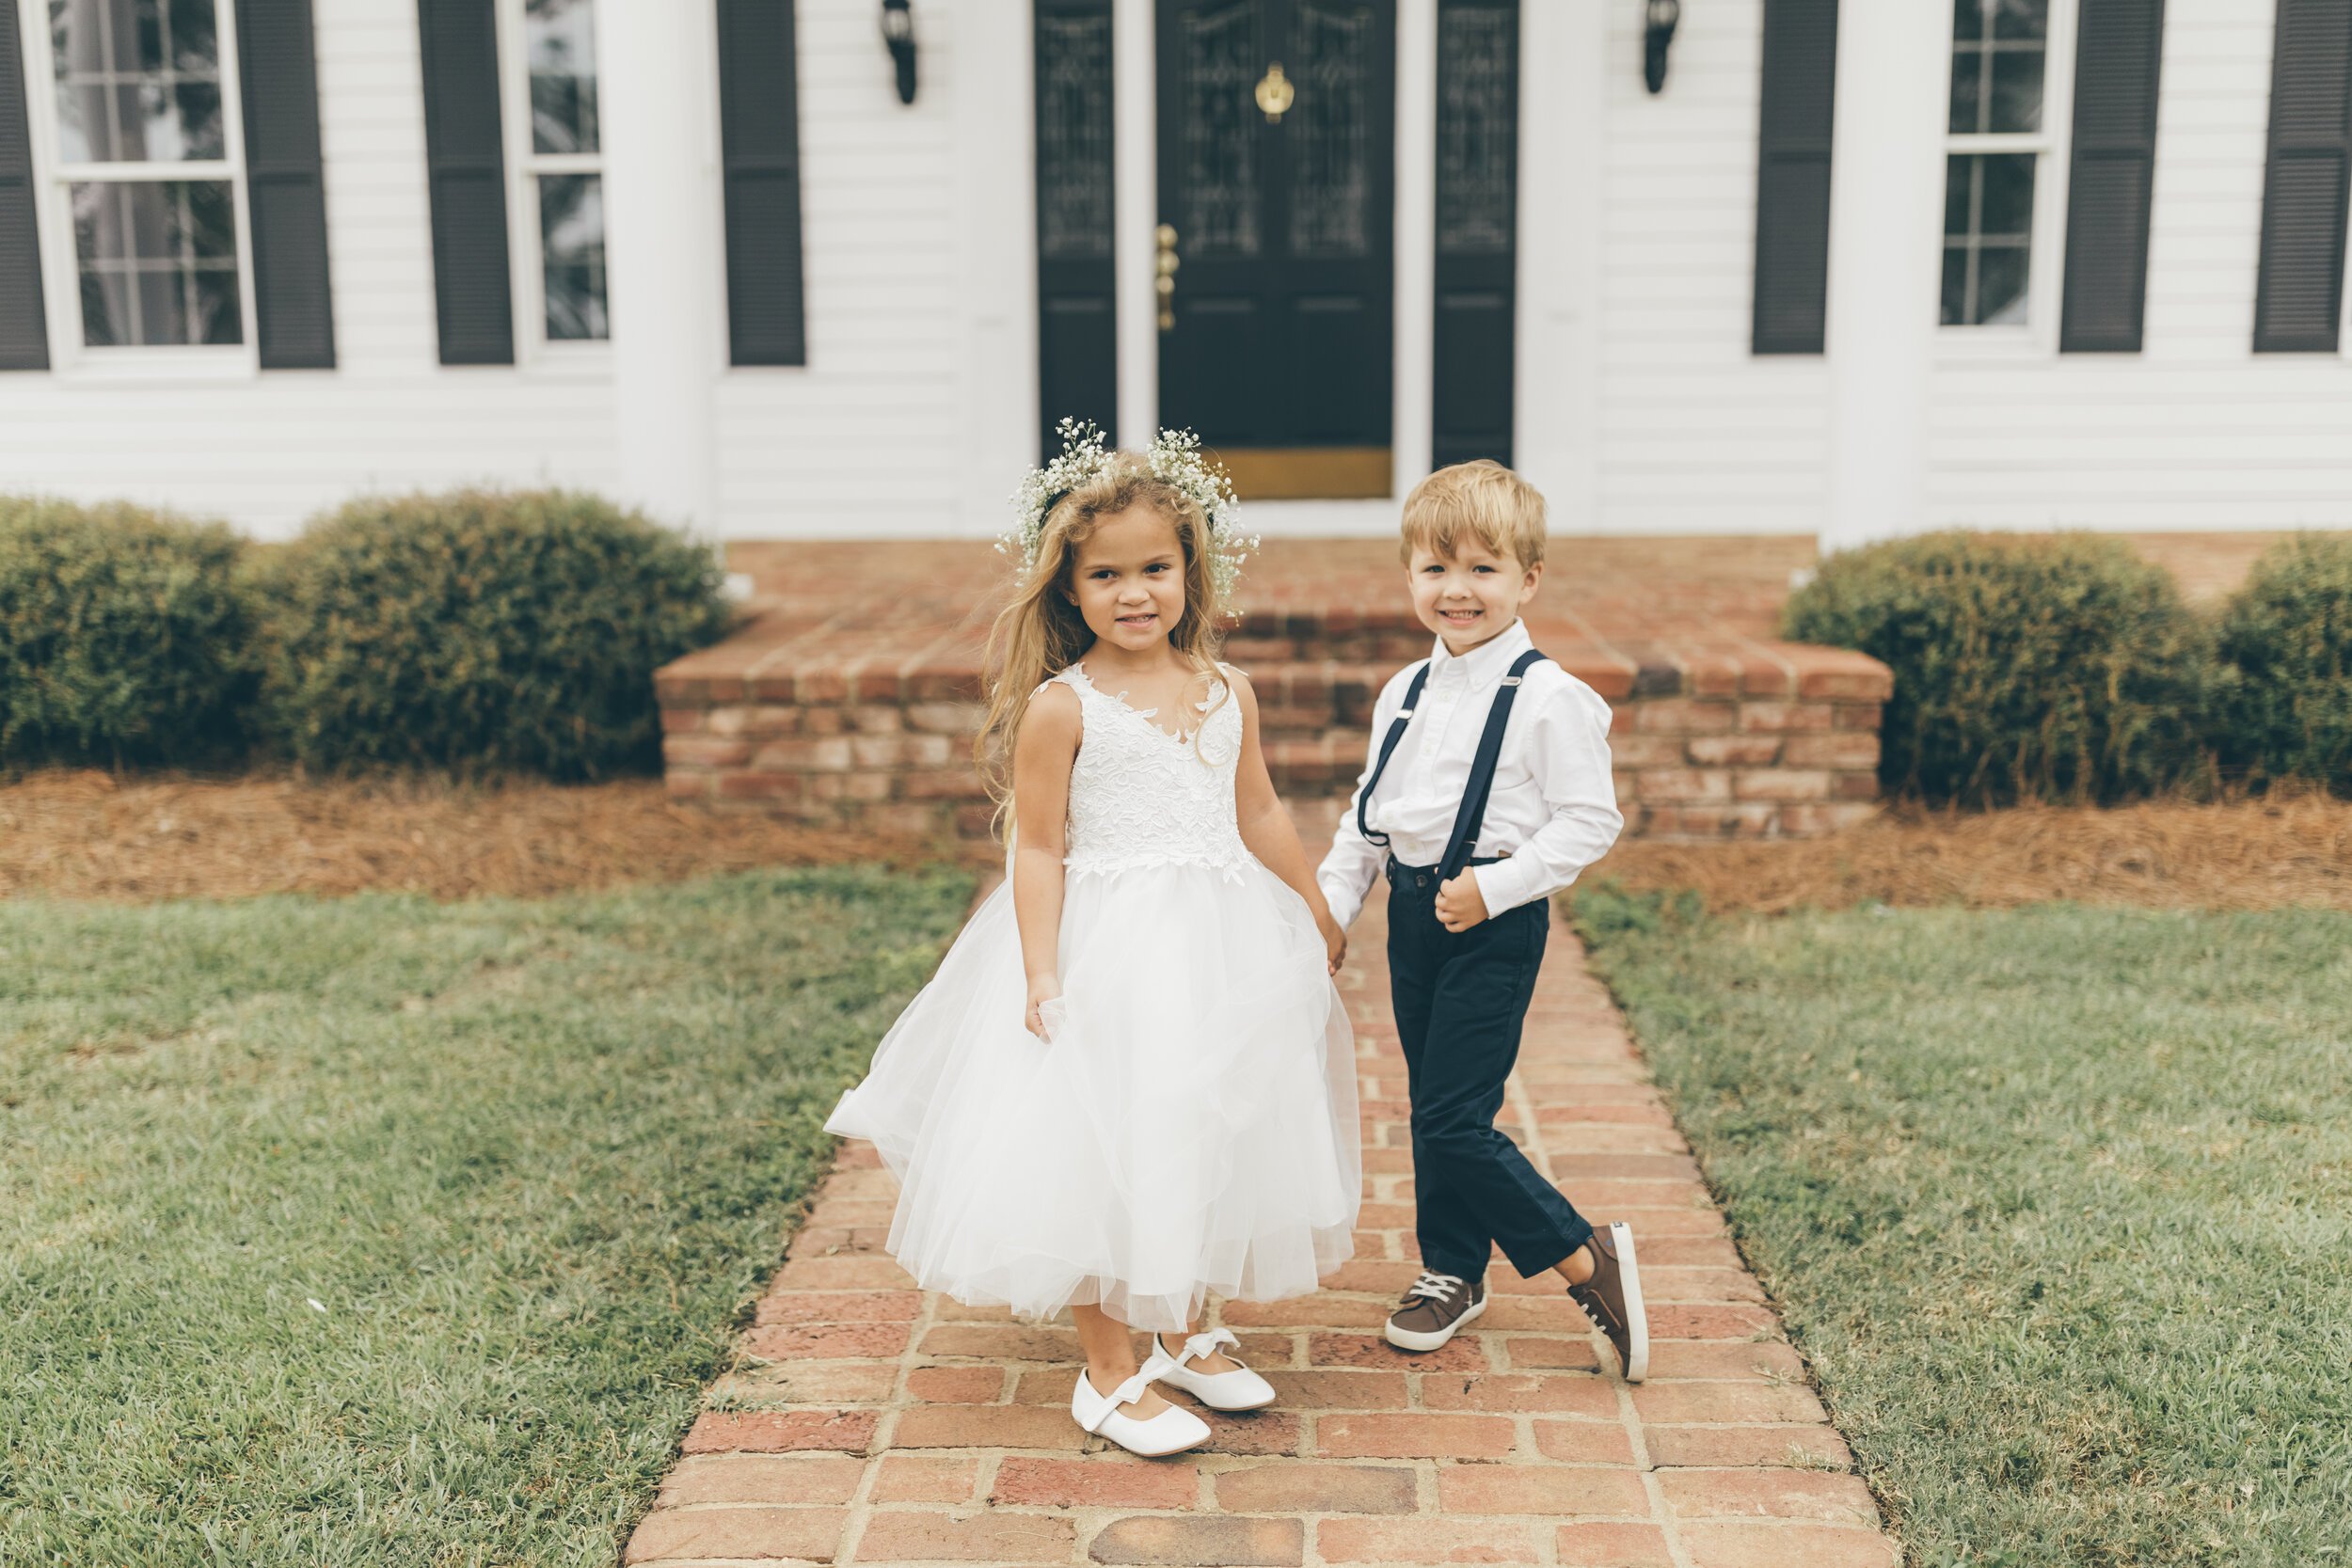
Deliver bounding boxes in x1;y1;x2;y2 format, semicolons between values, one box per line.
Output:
1315;670;1407;930
1470;680;1625;919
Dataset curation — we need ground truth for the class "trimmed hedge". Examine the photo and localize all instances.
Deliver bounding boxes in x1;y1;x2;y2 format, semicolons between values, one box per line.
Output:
1785;531;2213;807
253;490;729;780
0;497;256;768
2216;533;2352;794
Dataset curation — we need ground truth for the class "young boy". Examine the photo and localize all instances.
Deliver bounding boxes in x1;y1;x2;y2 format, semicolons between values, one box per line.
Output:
1316;460;1649;1381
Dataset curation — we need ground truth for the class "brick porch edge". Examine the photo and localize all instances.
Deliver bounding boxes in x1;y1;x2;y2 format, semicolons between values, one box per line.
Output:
656;620;1893;843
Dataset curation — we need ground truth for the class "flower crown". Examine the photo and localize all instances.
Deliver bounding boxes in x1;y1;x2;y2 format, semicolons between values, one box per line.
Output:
997;419;1258;612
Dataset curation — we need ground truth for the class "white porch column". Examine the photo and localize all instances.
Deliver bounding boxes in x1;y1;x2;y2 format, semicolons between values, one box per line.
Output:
1391;0;1437;496
597;0;723;533
1821;0;1948;552
1113;0;1157;451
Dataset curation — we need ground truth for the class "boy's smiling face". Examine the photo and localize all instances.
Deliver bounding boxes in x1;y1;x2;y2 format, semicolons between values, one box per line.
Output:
1408;538;1543;657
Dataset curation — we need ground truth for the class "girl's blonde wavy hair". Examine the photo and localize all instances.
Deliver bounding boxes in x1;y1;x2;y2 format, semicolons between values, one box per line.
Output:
977;451;1229;834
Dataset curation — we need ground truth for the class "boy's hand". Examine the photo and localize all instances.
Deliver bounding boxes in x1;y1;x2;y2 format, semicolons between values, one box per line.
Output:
1317;911;1348;975
1435;872;1489;932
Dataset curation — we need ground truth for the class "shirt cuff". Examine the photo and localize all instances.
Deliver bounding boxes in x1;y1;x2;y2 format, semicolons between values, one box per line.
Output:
1318;874;1364;931
1471;858;1537;920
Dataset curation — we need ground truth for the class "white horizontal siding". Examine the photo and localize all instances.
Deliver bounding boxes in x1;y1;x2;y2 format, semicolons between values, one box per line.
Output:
1581;0;1832;537
1920;0;2352;531
1;0;2343;543
0;0;620;538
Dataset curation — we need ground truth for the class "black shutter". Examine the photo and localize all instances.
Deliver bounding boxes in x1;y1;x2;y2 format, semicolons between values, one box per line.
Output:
1034;0;1116;458
237;0;336;368
0;5;47;372
719;0;808;366
2059;0;2165;352
1751;0;1836;355
416;0;514;365
2253;0;2352;353
1432;0;1518;469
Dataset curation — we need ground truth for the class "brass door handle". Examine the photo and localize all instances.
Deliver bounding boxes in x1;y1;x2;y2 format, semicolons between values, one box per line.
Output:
1155;223;1180;331
1255;62;1294;122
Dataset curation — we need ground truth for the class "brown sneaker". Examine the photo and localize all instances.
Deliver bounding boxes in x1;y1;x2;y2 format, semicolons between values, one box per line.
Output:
1566;1222;1650;1382
1383;1270;1486;1352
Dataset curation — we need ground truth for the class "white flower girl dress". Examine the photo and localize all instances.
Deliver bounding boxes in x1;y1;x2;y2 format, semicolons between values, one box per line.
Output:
825;662;1360;1332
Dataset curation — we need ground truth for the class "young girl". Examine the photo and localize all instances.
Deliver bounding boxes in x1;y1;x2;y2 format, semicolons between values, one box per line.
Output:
826;424;1359;1457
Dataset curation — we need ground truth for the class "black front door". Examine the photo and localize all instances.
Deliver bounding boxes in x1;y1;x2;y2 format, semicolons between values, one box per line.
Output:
1156;0;1396;498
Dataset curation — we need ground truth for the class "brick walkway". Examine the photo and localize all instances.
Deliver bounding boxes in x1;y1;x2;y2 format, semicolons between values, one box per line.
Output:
626;881;1899;1568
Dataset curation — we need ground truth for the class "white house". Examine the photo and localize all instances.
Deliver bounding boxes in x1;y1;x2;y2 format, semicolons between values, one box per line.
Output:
2;0;2349;546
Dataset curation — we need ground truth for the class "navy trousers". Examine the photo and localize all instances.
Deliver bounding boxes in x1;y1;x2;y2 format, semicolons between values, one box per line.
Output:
1385;859;1595;1283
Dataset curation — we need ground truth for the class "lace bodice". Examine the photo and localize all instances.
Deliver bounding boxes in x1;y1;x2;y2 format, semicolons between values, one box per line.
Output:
1051;663;1252;879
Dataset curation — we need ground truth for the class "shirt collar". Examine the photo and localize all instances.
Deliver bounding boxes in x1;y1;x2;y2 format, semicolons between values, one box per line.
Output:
1428;617;1533;687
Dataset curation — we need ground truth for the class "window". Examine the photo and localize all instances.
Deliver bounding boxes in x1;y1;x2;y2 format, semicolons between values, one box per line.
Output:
1940;0;2068;329
37;0;253;351
502;0;606;344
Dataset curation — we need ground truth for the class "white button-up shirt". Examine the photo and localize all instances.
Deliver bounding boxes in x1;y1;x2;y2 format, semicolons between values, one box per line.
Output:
1316;619;1624;929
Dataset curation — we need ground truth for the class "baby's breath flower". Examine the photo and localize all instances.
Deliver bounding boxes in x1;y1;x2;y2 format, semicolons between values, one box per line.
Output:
1001;419;1254;616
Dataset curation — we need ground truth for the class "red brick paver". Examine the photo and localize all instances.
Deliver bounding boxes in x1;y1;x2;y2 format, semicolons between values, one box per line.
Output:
628;842;1899;1567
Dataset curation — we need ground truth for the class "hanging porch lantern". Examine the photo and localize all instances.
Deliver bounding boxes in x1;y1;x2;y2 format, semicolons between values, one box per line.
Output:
882;0;917;104
1644;0;1680;94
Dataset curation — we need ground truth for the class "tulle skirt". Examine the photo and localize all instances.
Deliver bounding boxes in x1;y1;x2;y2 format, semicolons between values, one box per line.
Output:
824;859;1360;1332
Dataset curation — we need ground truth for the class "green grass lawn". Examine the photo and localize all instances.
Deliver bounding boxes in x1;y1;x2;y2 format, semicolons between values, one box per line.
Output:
1576;894;2352;1568
1;866;971;1567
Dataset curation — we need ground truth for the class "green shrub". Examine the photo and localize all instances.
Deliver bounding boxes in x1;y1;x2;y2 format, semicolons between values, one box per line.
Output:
2215;533;2352;793
254;489;729;779
0;497;256;768
1783;531;2213;807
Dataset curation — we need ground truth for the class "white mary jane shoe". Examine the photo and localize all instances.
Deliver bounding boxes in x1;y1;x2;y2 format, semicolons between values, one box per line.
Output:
1070;1350;1211;1457
1152;1327;1278;1413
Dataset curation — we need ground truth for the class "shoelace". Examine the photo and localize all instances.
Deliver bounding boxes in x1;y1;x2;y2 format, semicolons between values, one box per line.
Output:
1403;1269;1466;1304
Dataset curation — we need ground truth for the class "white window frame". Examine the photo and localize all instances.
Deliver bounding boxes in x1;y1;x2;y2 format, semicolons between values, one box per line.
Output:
14;0;261;378
494;0;608;367
1935;0;2078;358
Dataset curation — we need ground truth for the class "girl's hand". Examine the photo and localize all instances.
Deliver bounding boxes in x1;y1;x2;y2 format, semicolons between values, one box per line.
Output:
1435;872;1490;933
1317;911;1348;975
1025;974;1063;1039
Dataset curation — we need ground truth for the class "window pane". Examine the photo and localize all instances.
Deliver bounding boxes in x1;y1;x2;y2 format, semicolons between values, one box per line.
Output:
1947;47;1983;135
1986;48;2044;134
527;0;600;154
1976;245;2030;325
1943;154;1974;238
1977;151;2036;238
50;0;226;164
1940;247;1971;326
1989;0;2047;41
71;178;242;344
1939;155;2036;326
539;172;608;340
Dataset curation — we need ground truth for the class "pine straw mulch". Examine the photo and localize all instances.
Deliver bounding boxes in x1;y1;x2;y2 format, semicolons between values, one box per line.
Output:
0;771;991;903
2;770;2346;911
1599;791;2352;914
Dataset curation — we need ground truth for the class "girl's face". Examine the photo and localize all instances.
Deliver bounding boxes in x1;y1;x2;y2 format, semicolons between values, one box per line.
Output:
1065;504;1187;654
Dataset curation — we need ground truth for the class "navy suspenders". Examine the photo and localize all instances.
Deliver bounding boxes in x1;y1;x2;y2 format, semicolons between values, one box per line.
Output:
1356;660;1433;847
1355;647;1549;882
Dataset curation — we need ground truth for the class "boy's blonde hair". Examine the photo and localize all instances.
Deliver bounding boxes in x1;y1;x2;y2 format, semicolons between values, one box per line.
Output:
1398;459;1547;570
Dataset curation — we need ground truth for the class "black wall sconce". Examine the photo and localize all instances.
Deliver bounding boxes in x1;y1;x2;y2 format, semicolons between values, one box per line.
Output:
1644;0;1679;94
882;0;917;104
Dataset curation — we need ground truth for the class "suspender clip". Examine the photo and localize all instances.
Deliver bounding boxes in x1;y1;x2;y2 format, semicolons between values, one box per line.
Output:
1499;675;1523;688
